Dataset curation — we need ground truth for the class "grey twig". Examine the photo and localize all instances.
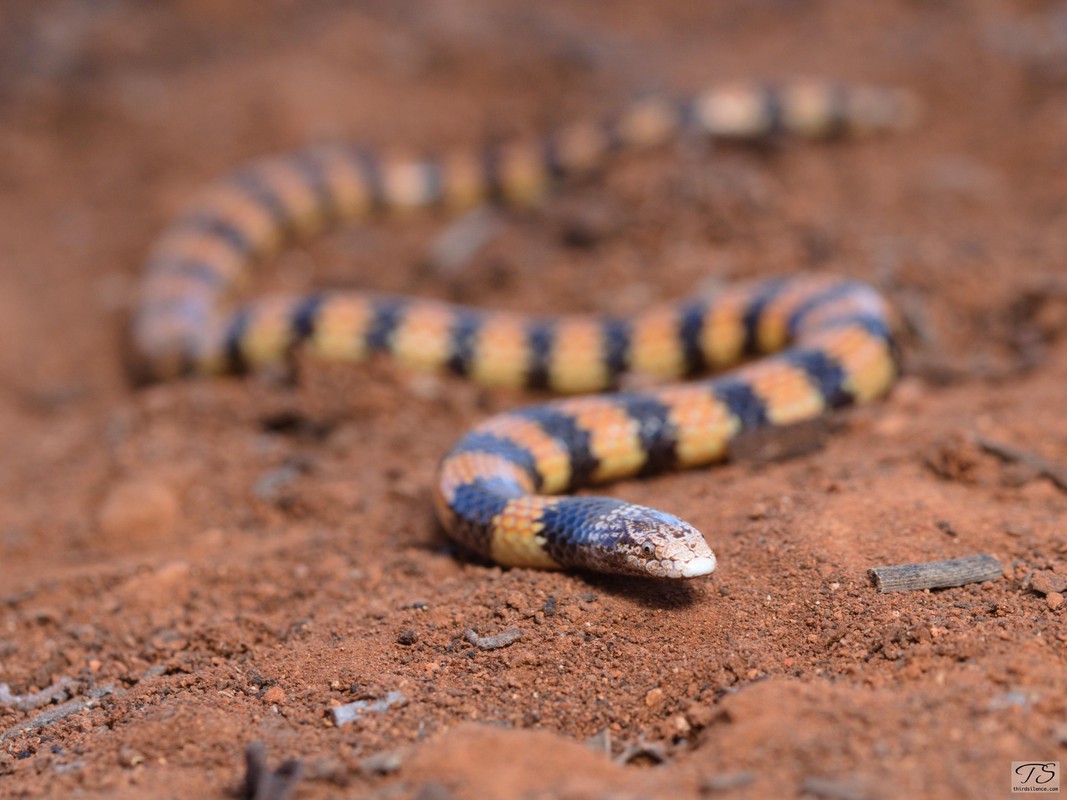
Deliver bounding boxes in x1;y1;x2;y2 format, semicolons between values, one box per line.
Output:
425;207;503;275
974;434;1067;493
868;554;1003;593
331;691;407;727
465;627;522;650
0;678;72;711
727;417;831;464
1;685;115;742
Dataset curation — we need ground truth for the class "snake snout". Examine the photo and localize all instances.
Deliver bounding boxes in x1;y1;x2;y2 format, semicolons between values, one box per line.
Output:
679;549;716;578
610;506;717;579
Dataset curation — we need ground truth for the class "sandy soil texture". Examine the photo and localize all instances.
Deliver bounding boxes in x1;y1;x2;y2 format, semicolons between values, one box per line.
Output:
2;2;1067;798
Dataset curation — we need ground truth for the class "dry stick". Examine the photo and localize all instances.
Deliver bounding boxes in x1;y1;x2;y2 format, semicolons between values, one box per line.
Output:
241;743;303;800
0;678;72;711
868;554;1003;593
465;627;523;650
0;685;116;743
331;691;408;728
974;434;1067;493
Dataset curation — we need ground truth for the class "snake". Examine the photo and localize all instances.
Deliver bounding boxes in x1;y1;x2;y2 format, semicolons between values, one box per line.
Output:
132;79;912;579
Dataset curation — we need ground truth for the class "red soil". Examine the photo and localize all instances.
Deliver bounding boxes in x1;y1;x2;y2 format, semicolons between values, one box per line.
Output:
1;2;1066;798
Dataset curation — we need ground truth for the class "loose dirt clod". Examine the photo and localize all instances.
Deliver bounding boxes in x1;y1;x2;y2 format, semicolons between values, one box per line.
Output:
1030;570;1067;596
96;480;180;546
117;746;145;769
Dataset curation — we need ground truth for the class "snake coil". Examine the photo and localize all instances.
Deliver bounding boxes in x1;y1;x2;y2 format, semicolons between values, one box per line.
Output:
134;80;911;578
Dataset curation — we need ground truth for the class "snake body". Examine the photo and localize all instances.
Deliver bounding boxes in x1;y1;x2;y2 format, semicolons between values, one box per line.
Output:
134;80;909;579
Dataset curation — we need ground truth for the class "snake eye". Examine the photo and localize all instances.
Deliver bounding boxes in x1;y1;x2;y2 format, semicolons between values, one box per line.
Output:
641;542;655;558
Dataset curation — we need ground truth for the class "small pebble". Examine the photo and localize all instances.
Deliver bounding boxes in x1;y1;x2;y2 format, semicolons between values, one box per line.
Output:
892;377;926;407
117;746;145;768
118;561;192;609
1031;570;1067;596
685;703;715;729
253;464;302;505
1004;522;1032;538
1047;592;1064;611
874;413;908;438
645;687;665;709
397;630;418;646
261;685;286;705
747;502;768;520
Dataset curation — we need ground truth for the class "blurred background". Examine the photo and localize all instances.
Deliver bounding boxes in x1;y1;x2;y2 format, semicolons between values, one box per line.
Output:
2;3;1067;798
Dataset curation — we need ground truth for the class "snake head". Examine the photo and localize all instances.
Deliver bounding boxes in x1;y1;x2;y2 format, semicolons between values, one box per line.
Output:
588;503;716;579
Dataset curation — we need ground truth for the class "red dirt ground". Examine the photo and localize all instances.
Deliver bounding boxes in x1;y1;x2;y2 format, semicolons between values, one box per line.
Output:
2;2;1067;798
